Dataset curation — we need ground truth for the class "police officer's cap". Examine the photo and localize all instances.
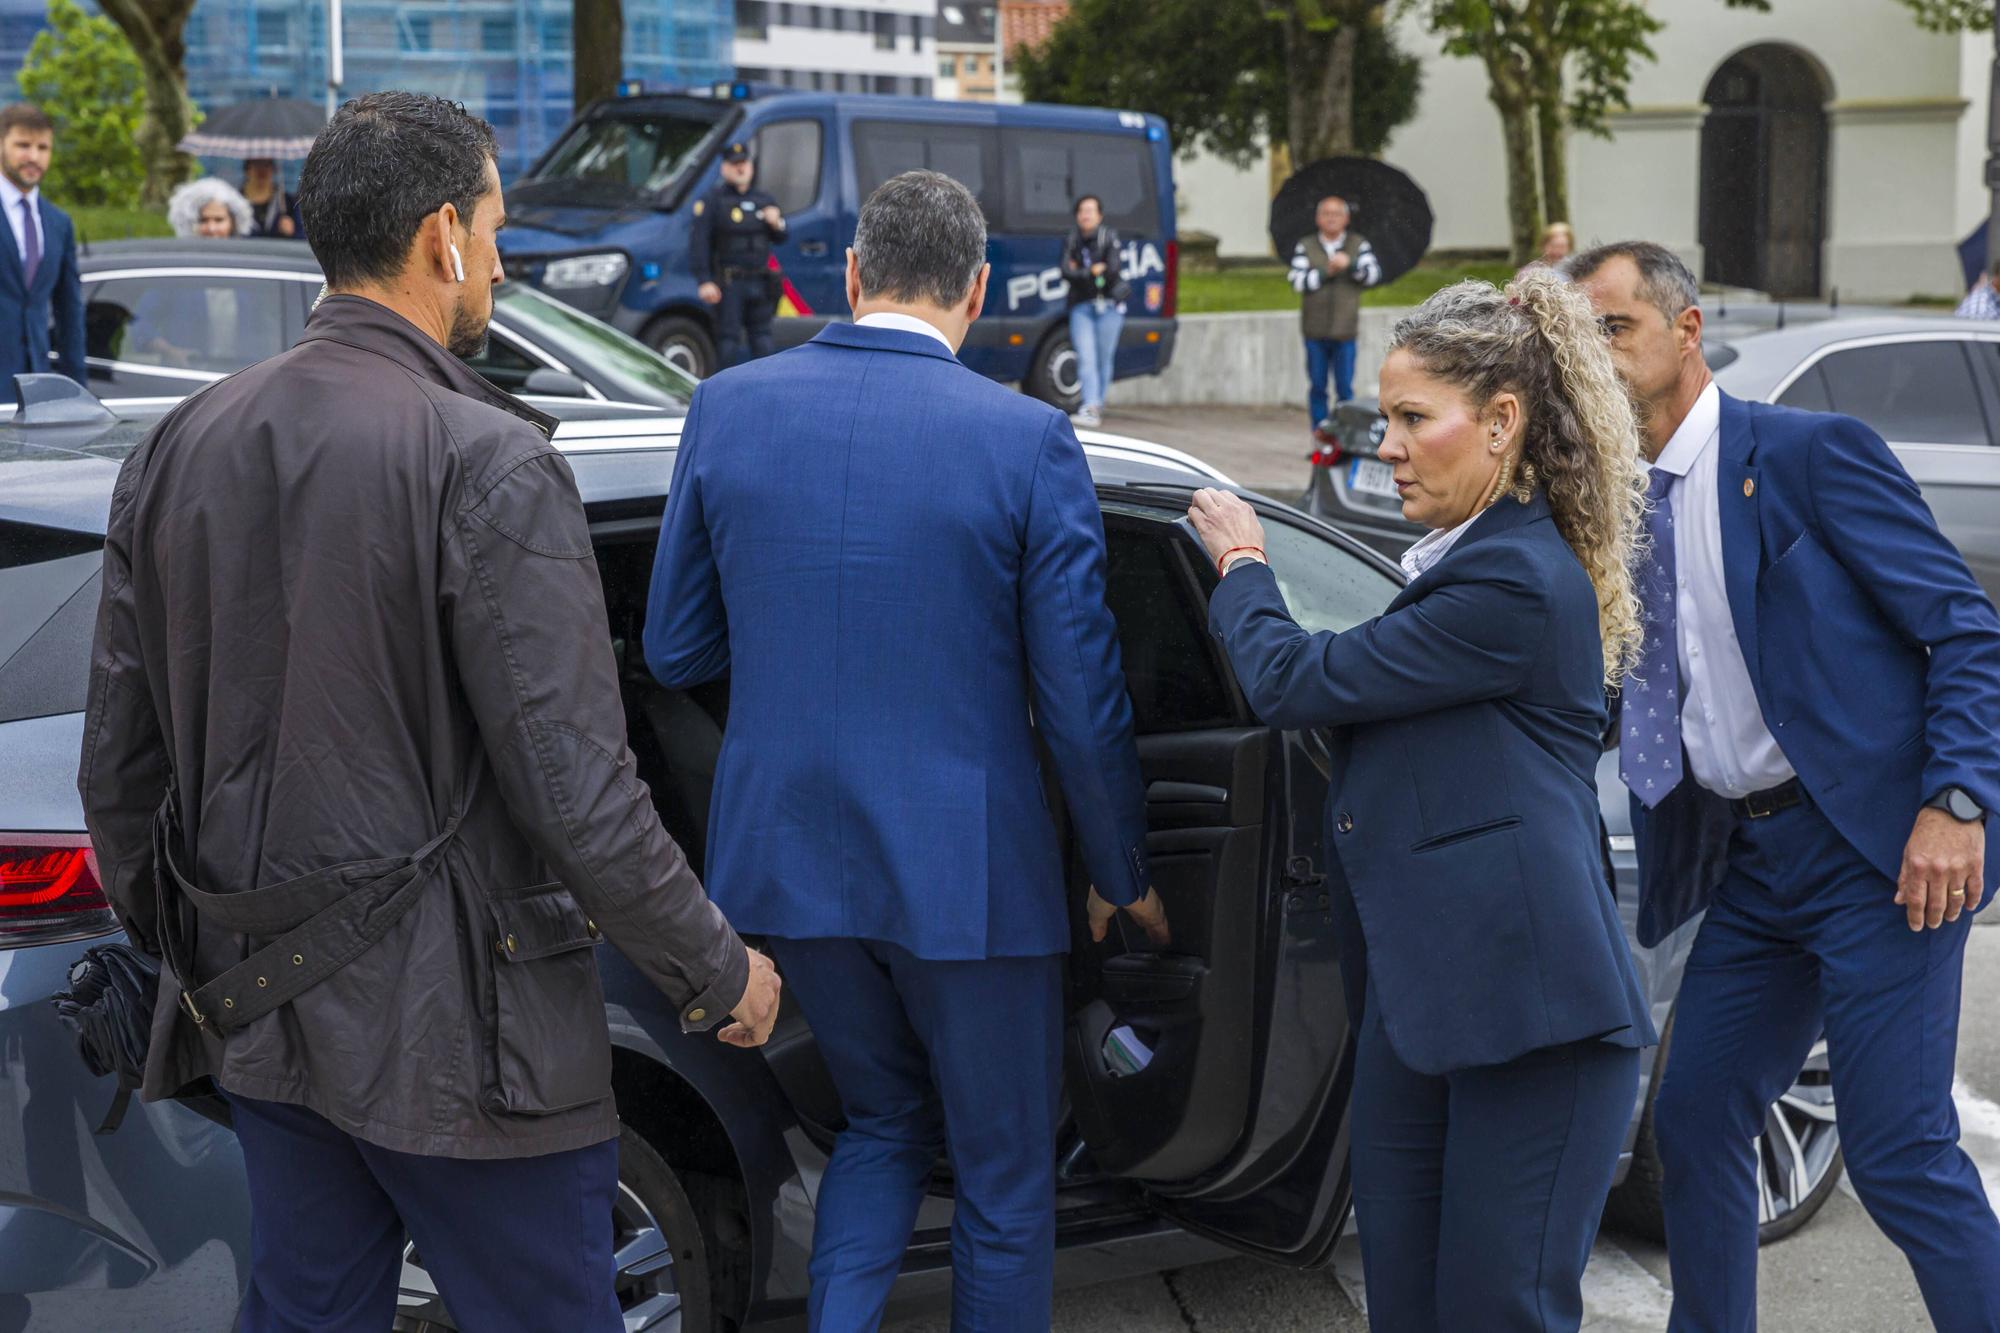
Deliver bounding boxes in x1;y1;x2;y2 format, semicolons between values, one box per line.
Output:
722;141;752;164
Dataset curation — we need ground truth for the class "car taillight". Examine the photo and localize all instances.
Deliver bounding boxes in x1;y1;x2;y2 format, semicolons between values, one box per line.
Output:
0;834;119;948
1163;240;1178;320
1308;446;1345;468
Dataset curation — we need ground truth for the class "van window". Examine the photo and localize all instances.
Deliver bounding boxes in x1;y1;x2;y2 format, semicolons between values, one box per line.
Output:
1000;129;1156;236
753;119;823;215
852;121;1000;217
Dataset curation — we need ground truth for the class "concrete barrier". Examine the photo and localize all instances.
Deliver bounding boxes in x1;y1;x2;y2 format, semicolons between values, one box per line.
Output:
1107;307;1410;409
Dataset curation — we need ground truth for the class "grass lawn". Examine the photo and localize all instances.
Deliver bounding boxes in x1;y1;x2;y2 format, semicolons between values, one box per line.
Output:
70;205;173;242
1179;260;1518;314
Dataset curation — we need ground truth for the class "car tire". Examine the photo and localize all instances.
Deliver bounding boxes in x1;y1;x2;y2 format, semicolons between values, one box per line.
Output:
1025;328;1082;413
1604;1011;1844;1246
647;316;717;380
393;1122;713;1332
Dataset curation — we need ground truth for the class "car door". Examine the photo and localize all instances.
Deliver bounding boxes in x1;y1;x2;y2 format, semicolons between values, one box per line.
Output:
1775;335;2000;602
1061;492;1400;1266
78;269;293;404
748;114;842;338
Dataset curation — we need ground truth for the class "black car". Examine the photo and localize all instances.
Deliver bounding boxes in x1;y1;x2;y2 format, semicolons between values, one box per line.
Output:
3;395;1839;1330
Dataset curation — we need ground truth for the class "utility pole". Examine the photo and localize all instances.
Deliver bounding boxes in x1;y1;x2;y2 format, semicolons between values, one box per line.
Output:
327;0;345;119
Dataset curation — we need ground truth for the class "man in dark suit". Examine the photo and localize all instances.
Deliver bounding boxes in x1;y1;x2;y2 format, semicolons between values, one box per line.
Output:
0;103;86;402
646;169;1169;1331
1572;240;2000;1331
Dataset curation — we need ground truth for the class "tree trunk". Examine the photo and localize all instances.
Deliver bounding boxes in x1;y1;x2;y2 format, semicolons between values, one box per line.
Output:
1487;56;1542;266
1534;70;1569;230
96;0;197;209
573;0;624;111
1279;5;1364;164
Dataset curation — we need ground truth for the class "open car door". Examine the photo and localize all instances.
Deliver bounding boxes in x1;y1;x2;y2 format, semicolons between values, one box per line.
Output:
1062;496;1399;1265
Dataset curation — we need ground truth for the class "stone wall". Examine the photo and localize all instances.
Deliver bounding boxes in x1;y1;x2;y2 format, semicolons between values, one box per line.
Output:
1107;308;1408;409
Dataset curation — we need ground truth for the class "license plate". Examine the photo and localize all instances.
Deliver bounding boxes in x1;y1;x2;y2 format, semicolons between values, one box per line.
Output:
1348;458;1398;498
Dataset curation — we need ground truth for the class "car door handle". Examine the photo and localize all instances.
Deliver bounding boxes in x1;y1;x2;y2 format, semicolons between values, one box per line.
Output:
1146;781;1228;805
798;240;829;257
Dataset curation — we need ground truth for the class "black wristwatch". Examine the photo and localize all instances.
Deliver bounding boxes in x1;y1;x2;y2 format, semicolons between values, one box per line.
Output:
1927;786;1986;824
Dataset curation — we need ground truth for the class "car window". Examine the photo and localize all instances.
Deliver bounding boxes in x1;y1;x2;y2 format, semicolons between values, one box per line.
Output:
490;283;693;409
852;121;1000;219
1775;361;1833;413
1257;517;1401;635
1101;522;1236;732
1000;129;1157;236
460;329;545;393
0;526;100;723
85;276;287;376
1815;341;1990;446
752;119;823;215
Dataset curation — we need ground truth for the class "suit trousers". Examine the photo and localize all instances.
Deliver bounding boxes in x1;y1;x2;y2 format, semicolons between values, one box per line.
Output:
228;1093;622;1333
769;937;1063;1333
1350;982;1640;1331
1655;799;2000;1331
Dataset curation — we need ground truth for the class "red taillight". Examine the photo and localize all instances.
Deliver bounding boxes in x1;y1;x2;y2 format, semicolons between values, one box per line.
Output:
1163;240;1178;320
1309;447;1346;468
0;835;119;948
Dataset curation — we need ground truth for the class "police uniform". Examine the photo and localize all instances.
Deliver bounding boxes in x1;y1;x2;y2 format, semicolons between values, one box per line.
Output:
693;141;787;367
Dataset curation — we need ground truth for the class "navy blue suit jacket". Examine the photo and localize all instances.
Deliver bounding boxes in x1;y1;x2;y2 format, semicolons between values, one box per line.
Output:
0;195;86;400
644;322;1150;960
1210;494;1655;1075
1633;392;2000;946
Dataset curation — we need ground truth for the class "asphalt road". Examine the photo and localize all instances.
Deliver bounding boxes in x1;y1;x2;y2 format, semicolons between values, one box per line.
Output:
889;402;2000;1333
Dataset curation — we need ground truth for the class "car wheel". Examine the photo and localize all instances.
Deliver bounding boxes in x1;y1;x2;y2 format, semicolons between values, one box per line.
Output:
1025;330;1082;413
647;316;716;380
393;1123;713;1331
1605;1014;1843;1246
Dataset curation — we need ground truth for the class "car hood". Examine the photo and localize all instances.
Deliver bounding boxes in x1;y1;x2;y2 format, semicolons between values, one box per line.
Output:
499;203;657;255
0;713;87;831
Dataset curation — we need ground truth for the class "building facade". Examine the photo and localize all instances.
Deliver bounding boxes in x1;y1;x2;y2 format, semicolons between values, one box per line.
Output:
730;0;934;95
935;2;994;101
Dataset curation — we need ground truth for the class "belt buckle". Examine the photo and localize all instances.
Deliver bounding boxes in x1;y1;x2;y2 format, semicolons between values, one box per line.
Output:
1741;786;1784;819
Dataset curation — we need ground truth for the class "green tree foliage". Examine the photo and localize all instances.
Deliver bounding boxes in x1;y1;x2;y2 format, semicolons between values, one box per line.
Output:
15;0;146;208
1896;0;1992;30
1014;0;1422;168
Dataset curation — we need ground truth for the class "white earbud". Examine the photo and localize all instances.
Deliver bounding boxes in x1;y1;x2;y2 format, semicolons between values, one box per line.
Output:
448;241;465;283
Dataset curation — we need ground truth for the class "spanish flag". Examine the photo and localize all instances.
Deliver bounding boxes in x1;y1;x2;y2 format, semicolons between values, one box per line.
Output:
769;254;811;317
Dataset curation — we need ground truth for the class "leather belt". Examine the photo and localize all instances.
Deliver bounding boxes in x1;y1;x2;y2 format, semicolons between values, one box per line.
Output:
1731;778;1809;820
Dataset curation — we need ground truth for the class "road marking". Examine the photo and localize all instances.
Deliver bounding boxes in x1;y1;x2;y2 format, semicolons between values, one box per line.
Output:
1331;1234;1672;1329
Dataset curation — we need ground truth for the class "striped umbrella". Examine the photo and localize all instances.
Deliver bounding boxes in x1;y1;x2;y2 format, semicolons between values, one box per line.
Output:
177;98;326;160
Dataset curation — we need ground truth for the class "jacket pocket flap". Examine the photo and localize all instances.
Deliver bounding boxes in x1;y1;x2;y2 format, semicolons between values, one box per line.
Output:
489;883;598;961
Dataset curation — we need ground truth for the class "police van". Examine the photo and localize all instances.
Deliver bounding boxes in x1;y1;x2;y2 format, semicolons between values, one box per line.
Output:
498;82;1178;408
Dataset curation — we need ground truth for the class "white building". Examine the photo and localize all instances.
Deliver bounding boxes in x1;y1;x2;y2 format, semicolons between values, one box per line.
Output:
1178;0;1993;302
732;0;937;96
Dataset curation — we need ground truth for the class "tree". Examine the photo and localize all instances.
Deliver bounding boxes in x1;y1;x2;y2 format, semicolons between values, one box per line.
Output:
1897;0;1992;28
574;0;625;109
1014;0;1422;168
16;0;145;209
92;0;198;208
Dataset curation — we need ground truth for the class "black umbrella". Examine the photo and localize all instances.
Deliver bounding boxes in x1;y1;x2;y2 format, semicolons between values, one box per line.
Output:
1269;157;1434;284
177;97;326;160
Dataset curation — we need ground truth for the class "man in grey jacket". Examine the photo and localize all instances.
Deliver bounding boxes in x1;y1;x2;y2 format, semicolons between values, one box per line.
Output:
76;91;779;1331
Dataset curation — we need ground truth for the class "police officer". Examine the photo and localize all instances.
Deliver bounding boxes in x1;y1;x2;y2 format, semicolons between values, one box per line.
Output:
693;140;786;367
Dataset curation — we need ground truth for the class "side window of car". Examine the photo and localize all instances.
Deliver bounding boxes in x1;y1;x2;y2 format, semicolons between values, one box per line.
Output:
1257;517;1402;636
1774;362;1832;413
851;121;1000;219
752;118;823;215
1815;341;1991;446
1101;519;1235;733
460;329;544;392
84;276;287;376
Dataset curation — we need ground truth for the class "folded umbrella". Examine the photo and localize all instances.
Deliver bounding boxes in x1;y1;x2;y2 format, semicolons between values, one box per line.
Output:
178;97;326;161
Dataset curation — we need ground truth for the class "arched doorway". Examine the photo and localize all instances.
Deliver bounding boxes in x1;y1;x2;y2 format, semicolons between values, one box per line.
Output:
1699;44;1831;297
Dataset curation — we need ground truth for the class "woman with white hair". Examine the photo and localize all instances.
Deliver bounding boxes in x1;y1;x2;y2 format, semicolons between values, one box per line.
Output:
167;177;254;239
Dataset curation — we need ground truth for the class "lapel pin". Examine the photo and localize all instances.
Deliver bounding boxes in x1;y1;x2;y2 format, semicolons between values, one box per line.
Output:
1742;478;1756;498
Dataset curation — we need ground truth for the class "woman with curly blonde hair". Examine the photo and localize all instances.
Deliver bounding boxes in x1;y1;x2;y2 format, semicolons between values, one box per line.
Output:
1187;270;1656;1331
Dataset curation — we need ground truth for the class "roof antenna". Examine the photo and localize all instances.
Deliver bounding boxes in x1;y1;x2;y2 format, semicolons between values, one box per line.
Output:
1830;285;1839;311
1776;301;1786;330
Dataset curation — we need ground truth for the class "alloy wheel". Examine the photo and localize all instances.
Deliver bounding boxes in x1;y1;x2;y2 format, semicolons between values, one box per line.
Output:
1755;1037;1840;1229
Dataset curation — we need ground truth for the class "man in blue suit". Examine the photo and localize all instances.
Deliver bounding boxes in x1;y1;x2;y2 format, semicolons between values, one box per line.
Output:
646;169;1168;1332
1573;241;2000;1331
0;104;86;403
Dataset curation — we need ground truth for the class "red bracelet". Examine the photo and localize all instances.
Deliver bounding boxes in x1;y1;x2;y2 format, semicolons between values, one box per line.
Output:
1217;545;1265;575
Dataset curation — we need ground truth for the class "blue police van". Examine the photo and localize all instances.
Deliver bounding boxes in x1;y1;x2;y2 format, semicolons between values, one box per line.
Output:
497;83;1178;408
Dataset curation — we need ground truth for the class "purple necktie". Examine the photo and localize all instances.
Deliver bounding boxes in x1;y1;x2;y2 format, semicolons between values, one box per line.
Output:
19;197;38;288
1621;467;1684;807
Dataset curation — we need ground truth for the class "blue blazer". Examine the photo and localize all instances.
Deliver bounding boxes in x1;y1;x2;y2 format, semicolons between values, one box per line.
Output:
644;322;1150;960
1210;493;1655;1075
1633;392;2000;945
0;196;86;400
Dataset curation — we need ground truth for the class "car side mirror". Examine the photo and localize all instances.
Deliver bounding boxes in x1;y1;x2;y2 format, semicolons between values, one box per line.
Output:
522;368;590;398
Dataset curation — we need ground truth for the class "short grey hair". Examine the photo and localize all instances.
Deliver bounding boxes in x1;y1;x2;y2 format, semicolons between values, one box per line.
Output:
1562;240;1699;322
853;170;987;307
167;176;255;238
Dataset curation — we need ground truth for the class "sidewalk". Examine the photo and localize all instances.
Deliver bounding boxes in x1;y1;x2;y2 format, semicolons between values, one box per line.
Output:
1094;403;1315;498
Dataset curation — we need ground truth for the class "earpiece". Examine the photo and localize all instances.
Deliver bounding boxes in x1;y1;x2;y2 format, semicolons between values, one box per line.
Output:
448;241;465;283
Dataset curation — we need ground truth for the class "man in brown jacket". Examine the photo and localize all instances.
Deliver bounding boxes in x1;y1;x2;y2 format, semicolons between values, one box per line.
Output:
76;91;779;1331
1287;193;1382;443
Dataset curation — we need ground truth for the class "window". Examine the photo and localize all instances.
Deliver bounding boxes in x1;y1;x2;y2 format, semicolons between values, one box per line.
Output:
940;54;957;78
1000;129;1158;235
875;10;895;49
529;105;728;198
735;0;768;39
752;118;823;214
1774;362;1832;413
1257;519;1400;637
254;6;290;48
481;16;514;51
1813;341;1990;446
458;330;543;394
1101;523;1235;732
852;120;1000;217
403;15;431;49
84;277;288;376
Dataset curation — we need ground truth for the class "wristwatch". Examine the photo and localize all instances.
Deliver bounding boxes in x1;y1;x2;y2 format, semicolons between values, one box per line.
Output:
1927;786;1987;824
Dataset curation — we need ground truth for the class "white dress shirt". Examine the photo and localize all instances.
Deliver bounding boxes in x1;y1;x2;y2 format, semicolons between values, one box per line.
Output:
1399;507;1483;579
0;173;44;278
855;311;954;351
1653;381;1796;798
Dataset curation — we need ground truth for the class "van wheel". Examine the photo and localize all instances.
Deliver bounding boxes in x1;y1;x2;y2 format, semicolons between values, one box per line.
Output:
1025;330;1082;412
393;1123;713;1331
1604;1013;1843;1246
647;316;716;380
